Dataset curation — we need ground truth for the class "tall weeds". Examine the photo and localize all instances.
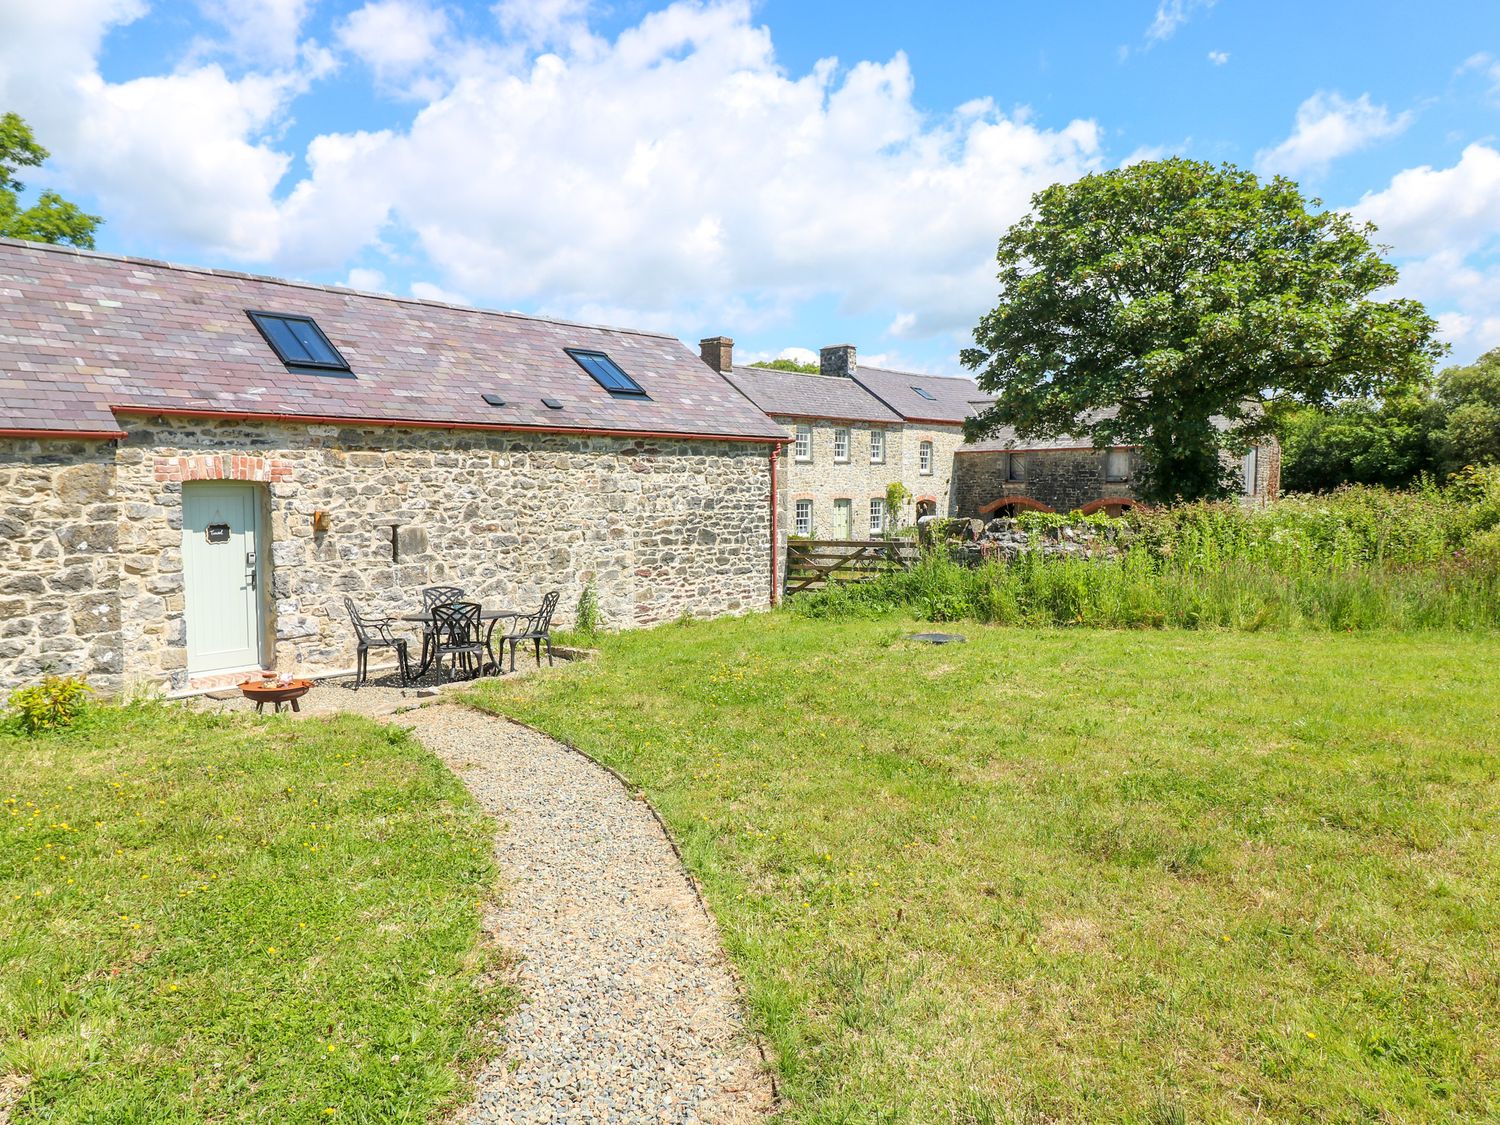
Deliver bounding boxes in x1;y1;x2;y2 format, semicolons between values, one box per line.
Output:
791;469;1500;631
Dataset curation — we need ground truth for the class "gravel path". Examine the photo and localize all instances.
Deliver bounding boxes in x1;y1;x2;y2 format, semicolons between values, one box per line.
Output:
397;704;775;1124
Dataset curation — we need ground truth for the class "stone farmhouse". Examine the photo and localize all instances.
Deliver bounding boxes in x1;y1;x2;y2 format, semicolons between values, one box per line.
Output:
0;238;783;696
706;337;1279;532
711;340;983;537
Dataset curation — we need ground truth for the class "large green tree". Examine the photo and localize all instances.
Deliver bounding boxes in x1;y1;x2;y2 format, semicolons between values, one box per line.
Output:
961;158;1446;503
0;112;101;248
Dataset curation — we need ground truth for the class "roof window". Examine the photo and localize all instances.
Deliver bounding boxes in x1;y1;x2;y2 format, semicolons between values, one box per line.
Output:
248;311;351;374
567;348;647;396
912;386;937;401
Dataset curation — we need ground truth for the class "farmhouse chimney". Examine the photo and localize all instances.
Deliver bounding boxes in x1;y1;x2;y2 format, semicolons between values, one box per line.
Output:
820;344;856;378
699;336;734;374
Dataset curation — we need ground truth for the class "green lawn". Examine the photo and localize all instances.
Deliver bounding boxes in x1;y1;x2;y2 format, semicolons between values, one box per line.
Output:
1;704;505;1123
472;615;1500;1123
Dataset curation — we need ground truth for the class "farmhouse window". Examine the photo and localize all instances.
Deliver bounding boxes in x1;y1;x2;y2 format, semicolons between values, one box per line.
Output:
1106;449;1131;482
919;441;934;475
795;424;812;461
833;428;850;462
870;430;885;463
795;499;813;536
869;498;885;534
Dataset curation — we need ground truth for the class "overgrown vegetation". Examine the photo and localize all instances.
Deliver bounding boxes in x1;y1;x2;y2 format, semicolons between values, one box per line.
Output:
1;703;504;1121
794;472;1500;630
575;580;603;638
470;617;1500;1121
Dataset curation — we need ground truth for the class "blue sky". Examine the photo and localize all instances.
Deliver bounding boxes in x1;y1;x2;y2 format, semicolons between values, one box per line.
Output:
4;0;1499;373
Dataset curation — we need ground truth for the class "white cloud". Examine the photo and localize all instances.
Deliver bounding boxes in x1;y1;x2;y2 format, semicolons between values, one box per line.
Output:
494;0;594;49
1147;0;1215;42
410;280;473;305
341;267;390;292
278;0;1102;338
336;0;450;84
2;0;1102;347
1255;92;1411;179
1207;50;1229;65
197;0;313;65
1353;144;1500;256
1352;145;1500;361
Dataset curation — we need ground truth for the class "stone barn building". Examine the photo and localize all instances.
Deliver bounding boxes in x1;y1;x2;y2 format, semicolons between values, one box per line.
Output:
953;418;1282;518
0;238;783;697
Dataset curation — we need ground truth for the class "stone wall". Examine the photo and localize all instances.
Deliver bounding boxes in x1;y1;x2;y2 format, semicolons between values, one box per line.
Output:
1;438;123;693
2;418;773;695
952;448;1144;517
953;440;1282;517
779;417;964;536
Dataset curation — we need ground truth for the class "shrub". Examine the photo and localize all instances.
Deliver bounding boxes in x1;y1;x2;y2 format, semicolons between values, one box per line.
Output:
6;675;93;733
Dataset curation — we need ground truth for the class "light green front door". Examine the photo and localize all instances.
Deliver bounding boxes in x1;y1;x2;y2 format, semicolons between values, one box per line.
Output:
833;498;853;540
182;483;264;674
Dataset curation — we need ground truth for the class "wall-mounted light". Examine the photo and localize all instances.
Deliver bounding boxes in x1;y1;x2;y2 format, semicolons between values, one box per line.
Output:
312;510;331;534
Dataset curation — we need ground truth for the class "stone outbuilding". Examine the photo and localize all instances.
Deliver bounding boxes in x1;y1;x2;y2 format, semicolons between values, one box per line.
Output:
710;340;986;538
954;413;1282;518
0;238;783;696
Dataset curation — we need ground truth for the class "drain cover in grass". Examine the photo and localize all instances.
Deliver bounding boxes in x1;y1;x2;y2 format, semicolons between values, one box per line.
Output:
910;632;967;644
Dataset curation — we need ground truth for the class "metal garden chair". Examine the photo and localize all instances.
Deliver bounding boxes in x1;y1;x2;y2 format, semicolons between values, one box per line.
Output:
502;591;560;673
344;596;410;690
430;601;486;685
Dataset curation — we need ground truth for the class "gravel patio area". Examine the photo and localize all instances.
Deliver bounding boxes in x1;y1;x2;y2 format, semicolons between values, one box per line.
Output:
398;704;775;1124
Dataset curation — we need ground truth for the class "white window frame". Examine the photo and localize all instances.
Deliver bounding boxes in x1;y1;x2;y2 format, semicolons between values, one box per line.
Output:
868;497;885;535
919;440;934;475
1105;449;1130;482
794;424;812;462
869;429;885;464
794;499;813;536
833;427;850;463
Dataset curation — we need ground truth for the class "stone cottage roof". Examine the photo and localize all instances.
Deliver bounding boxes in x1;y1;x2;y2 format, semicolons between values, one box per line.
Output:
722;365;902;424
849;368;991;425
0;238;784;442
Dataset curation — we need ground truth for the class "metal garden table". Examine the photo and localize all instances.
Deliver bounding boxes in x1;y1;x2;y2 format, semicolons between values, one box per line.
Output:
398;607;521;679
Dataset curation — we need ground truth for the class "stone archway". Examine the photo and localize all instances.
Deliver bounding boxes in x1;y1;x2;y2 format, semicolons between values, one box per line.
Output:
978;496;1056;517
1077;497;1142;517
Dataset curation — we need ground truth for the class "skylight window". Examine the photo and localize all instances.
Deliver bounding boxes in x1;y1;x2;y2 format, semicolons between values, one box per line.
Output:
248;311;350;374
912;385;937;401
566;348;647;396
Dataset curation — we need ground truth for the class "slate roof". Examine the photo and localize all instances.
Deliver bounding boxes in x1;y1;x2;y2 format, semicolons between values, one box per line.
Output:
0;238;784;442
849;367;991;425
722;365;902;424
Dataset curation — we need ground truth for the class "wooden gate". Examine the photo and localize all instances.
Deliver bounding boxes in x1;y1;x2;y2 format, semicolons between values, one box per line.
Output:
784;538;919;595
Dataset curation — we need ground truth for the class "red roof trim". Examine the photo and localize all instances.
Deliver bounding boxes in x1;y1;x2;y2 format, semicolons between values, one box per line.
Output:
0;427;125;441
956;444;1140;455
108;406;783;444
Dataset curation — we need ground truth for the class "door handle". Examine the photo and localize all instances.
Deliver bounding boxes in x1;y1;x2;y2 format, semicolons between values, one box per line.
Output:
246;551;257;591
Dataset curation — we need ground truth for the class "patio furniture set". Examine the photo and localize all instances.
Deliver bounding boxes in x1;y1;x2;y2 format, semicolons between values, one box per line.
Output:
345;587;561;689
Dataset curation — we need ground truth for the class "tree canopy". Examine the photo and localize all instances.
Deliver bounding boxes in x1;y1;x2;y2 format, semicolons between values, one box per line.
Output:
0;112;101;248
1275;348;1500;491
751;358;819;374
962;158;1446;503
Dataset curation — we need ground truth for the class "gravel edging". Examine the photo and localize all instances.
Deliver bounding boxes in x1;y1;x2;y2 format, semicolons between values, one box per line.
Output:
396;703;777;1124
